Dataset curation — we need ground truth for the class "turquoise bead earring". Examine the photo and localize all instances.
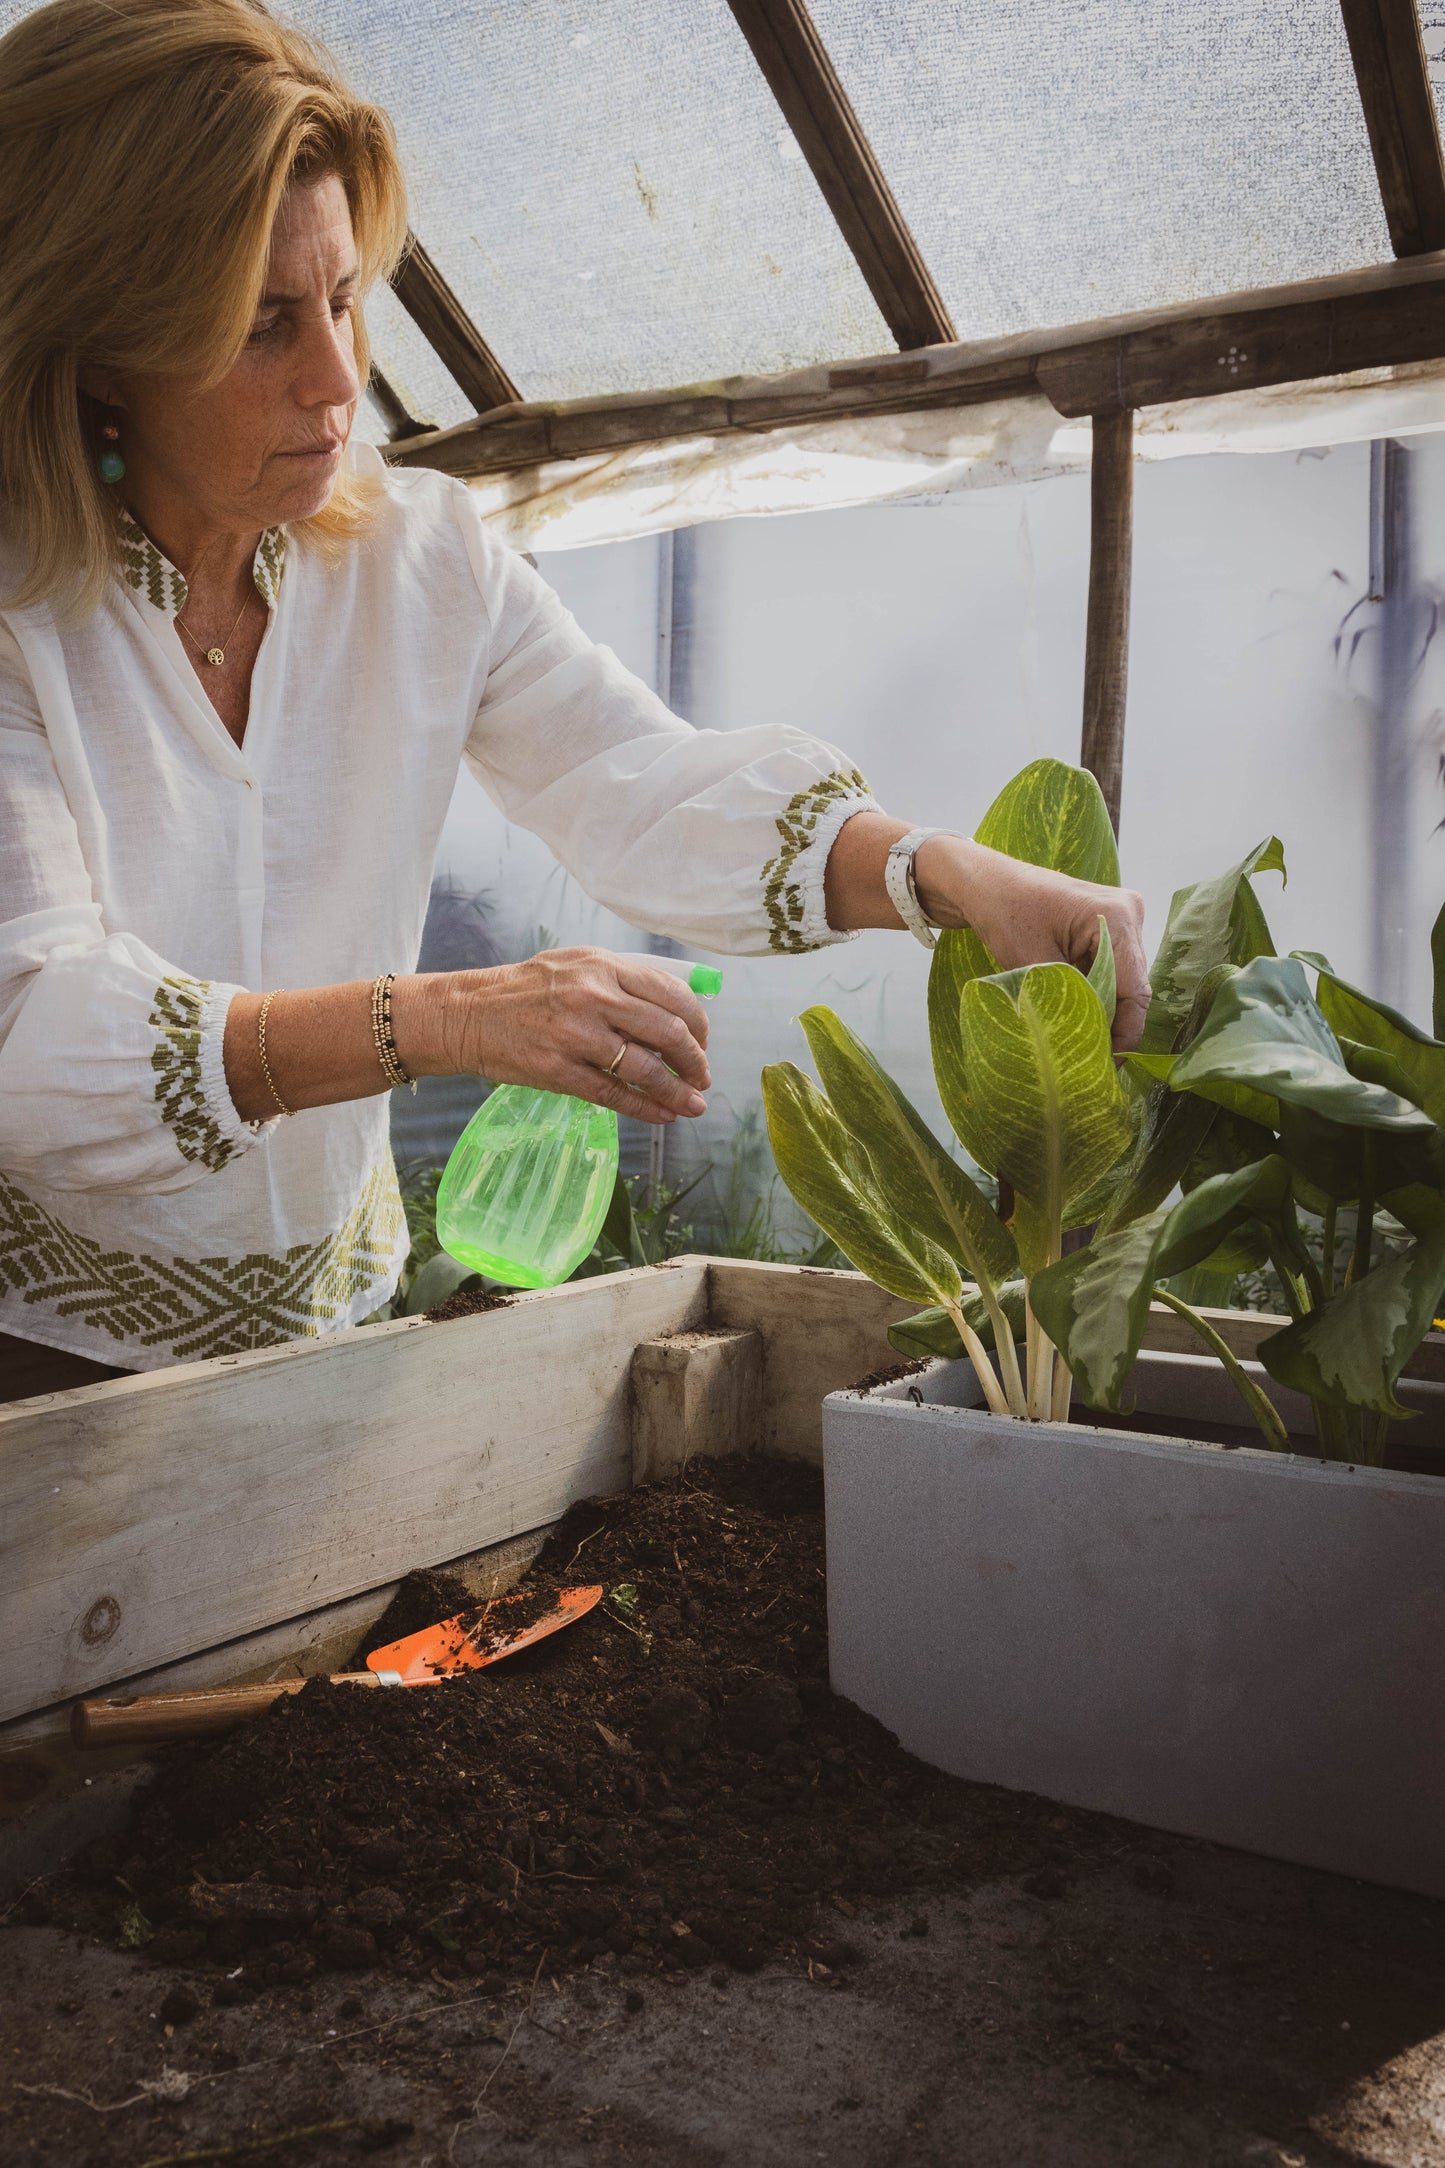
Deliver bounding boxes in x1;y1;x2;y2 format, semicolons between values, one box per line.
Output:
98;417;124;485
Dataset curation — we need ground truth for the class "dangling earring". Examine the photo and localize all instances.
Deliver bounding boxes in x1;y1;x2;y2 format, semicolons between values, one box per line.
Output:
98;414;125;485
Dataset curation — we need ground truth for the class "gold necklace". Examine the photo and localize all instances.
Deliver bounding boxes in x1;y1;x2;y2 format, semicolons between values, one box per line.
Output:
175;588;253;668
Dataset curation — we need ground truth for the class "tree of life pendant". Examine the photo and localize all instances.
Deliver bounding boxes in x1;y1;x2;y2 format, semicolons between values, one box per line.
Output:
206;647;225;666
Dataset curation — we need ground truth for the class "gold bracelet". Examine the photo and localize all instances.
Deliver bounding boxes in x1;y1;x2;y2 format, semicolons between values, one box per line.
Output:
257;990;294;1117
370;972;417;1094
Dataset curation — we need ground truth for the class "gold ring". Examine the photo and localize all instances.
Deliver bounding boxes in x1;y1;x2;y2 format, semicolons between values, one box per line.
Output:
605;1040;628;1079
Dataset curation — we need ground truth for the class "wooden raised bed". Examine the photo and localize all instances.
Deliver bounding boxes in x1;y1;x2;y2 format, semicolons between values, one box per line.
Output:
3;1261;1438;1890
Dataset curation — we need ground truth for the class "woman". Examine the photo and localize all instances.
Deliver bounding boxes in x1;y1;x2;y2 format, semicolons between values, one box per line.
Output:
0;0;1146;1395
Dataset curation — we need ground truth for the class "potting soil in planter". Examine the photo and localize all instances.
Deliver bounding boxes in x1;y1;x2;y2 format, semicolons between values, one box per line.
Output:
45;1459;1118;1995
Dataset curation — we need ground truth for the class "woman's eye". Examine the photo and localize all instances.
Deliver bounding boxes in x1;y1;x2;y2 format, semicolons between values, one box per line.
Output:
248;318;280;345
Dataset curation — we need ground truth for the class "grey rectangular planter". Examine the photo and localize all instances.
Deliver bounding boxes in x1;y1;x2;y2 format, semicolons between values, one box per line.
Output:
824;1350;1445;1899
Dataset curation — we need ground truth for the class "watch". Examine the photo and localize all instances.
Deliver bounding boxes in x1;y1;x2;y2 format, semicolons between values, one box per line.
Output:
884;827;957;950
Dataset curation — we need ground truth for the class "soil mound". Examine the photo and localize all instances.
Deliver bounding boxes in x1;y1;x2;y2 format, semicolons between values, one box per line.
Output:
53;1460;1108;1997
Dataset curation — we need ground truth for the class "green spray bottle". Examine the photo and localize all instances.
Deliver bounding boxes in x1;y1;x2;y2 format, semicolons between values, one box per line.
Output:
435;961;723;1289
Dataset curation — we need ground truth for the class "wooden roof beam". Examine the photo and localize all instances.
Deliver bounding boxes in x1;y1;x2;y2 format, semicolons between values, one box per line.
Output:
724;0;955;350
1340;0;1445;256
390;232;521;414
385;250;1445;481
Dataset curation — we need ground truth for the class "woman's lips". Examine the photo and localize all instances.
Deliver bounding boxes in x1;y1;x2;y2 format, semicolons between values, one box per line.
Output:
282;439;343;460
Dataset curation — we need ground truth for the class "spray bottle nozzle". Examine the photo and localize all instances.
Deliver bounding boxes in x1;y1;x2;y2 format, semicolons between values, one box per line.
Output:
688;963;724;999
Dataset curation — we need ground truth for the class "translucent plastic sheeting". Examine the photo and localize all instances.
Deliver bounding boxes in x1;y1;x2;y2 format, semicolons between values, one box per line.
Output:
1419;5;1445;130
809;0;1392;342
288;0;891;403
457;360;1445;556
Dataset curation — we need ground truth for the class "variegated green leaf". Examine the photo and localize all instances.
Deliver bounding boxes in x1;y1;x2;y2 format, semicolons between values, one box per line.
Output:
1138;838;1286;1055
928;759;1120;1083
798;1006;1016;1289
1260;1189;1445;1419
949;964;1132;1274
1033;1156;1302;1410
1314;971;1445;1124
1171;958;1433;1135
761;1061;961;1309
888;1281;1029;1363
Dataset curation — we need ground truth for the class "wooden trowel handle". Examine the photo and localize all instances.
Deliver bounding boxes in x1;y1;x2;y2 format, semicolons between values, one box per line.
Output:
71;1671;392;1748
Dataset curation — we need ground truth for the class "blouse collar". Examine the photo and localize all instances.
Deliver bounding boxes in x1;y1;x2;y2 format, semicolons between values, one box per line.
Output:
115;507;288;618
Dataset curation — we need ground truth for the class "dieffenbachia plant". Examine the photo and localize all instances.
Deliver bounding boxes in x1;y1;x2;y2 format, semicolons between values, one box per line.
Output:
761;758;1445;1460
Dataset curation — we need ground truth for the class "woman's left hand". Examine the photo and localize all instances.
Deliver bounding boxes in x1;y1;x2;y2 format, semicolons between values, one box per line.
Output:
914;835;1149;1051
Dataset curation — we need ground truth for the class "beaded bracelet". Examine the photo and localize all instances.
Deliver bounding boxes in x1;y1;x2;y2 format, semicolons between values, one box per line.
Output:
370;972;417;1094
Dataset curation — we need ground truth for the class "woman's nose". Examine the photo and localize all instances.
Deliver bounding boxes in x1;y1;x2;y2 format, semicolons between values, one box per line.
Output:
296;308;360;412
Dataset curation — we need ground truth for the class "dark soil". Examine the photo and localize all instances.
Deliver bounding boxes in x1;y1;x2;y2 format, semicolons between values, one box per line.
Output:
423;1286;514;1324
39;1459;1121;2000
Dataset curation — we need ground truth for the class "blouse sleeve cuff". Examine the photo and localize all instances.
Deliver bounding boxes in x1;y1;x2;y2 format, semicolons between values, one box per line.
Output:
157;975;277;1173
761;768;880;954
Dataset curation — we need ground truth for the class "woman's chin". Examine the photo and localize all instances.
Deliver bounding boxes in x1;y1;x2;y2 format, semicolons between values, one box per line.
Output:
269;451;346;522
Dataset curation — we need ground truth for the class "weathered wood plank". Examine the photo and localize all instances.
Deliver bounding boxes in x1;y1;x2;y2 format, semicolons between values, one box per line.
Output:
1038;256;1445;415
0;1262;707;1724
723;0;954;350
1339;0;1445;257
391;233;520;414
1080;409;1134;834
705;1260;915;1462
387;253;1445;482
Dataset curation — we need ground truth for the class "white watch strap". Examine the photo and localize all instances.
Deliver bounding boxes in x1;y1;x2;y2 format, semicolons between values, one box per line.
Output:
885;827;955;950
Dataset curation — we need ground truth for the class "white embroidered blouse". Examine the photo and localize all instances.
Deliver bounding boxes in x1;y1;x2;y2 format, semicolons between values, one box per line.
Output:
0;443;876;1371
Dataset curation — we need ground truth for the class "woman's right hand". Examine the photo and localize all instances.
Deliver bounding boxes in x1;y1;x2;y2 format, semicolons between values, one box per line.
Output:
412;947;713;1127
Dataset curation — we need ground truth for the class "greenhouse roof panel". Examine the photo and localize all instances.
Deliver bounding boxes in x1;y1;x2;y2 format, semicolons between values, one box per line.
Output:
290;0;893;404
807;0;1394;343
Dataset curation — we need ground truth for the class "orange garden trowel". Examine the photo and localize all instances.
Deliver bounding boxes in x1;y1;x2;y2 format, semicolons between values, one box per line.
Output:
71;1585;604;1748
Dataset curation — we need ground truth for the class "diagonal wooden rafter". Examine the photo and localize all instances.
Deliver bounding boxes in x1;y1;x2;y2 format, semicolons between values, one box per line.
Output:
390;231;520;414
1339;0;1445;255
724;0;955;350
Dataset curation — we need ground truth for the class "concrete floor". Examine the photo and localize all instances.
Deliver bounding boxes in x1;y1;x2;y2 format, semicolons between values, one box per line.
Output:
3;1826;1443;2167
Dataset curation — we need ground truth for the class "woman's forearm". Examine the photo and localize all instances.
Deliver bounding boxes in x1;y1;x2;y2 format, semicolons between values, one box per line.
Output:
823;808;1150;1050
222;975;455;1123
221;951;715;1129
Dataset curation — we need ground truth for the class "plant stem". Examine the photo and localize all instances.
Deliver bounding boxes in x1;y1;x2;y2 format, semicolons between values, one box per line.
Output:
1310;1397;1352;1461
1151;1286;1290;1452
1322;1199;1337;1300
943;1299;1011;1418
1024;1290;1056;1422
977;1279;1028;1418
1284;1198;1326;1311
1266;1243;1308;1322
1350;1139;1376;1291
1049;1348;1073;1423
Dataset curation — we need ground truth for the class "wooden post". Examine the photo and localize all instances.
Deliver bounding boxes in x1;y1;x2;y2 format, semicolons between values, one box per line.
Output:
1080;408;1134;836
1339;0;1445;257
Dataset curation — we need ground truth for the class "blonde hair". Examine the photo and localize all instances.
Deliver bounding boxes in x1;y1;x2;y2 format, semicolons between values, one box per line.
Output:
0;0;409;618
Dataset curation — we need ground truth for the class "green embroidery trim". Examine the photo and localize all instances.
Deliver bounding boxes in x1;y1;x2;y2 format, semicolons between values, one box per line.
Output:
115;513;287;614
253;526;287;608
149;974;237;1174
117;519;187;614
0;1163;405;1363
761;766;872;954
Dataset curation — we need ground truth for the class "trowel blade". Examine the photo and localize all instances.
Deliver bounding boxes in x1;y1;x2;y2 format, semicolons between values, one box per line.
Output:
365;1583;603;1686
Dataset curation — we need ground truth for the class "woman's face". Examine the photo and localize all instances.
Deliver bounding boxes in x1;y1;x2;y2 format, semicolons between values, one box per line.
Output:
110;173;362;537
